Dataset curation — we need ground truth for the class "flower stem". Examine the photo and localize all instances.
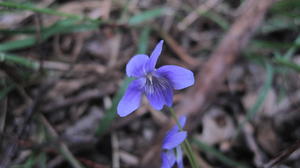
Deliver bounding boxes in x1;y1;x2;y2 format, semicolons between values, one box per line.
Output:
168;107;200;168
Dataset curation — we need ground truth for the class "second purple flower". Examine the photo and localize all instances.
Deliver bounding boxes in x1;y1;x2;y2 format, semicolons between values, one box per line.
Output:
117;40;195;117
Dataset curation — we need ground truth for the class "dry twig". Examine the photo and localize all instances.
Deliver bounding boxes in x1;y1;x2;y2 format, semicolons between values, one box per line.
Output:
264;140;300;168
176;0;276;129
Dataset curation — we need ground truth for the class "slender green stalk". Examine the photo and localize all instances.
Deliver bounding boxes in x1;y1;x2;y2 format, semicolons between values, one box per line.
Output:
168;107;199;168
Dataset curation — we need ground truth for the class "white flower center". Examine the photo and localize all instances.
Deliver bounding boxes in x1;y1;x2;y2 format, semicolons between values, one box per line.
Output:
145;73;170;95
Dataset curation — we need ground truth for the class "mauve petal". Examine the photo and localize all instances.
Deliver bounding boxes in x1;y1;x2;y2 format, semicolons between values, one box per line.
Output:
161;150;176;168
117;78;145;117
176;146;184;168
156;65;195;90
145;77;173;110
164;116;186;140
126;54;149;77
146;40;164;72
162;131;187;150
164;126;179;144
161;153;170;168
178;116;187;128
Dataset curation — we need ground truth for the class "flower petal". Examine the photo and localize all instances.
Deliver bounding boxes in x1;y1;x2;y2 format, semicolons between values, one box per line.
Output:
178;116;187;128
146;40;164;72
163;115;187;145
164;126;179;143
161;150;176;168
163;131;187;150
161;154;170;168
156;65;194;90
117;78;145;117
126;54;149;77
145;76;173;110
176;146;184;168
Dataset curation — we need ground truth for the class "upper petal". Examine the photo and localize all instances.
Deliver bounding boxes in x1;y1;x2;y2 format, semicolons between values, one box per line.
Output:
156;65;194;90
162;131;187;150
178;116;187;128
126;54;149;77
117;78;145;117
145;40;164;72
145;75;173;110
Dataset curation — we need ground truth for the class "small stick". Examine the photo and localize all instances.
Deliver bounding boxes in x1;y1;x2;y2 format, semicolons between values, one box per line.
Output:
176;0;276;129
39;114;84;168
0;97;7;133
157;28;200;67
264;140;300;168
111;132;120;168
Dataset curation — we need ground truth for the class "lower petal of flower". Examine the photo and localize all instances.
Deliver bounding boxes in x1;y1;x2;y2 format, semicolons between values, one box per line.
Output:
164;116;187;145
145;75;173;110
163;131;187;150
117;78;145;117
161;150;176;168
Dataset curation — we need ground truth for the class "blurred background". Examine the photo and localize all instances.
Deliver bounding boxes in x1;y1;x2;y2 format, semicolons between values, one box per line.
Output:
0;0;299;167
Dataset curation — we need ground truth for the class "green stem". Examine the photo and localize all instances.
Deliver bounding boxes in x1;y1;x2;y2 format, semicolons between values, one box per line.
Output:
169;107;199;168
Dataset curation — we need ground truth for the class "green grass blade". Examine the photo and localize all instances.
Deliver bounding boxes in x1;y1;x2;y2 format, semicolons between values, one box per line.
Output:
260;16;300;34
128;8;167;25
235;63;273;137
0;19;100;52
137;27;151;54
0;20;97;36
11;155;36;168
0;53;39;69
0;85;15;100
273;57;300;72
42;18;100;34
202;11;229;30
271;0;300;17
252;40;295;49
0;28;36;35
37;153;47;168
0;36;37;52
0;1;82;20
272;35;300;72
192;138;249;168
246;63;273;120
284;34;300;59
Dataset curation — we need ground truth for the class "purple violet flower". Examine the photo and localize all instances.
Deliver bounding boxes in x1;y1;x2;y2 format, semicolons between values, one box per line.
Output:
117;40;194;117
162;116;187;168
